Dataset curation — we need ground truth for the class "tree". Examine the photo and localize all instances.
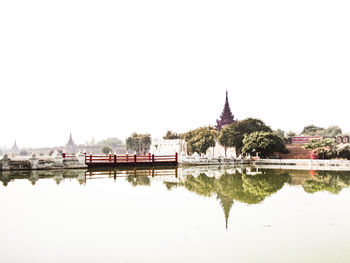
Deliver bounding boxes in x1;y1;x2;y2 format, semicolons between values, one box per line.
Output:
127;175;151;187
102;146;112;155
336;143;350;160
97;137;124;147
241;131;288;158
304;138;335;150
286;131;296;138
125;133;152;154
275;129;285;139
324;125;342;137
218;118;271;155
163;130;181;140
302;171;350;194
304;138;336;159
183;127;217;155
301;125;325;136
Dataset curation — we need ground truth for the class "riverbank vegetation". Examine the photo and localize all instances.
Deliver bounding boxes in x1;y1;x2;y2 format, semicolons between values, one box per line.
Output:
162;118;288;158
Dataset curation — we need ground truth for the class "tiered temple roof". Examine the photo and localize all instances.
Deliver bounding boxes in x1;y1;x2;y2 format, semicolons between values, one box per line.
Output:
215;90;235;130
11;140;19;154
65;133;77;153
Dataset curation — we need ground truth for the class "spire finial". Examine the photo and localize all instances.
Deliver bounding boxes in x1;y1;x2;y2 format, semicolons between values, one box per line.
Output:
215;90;235;130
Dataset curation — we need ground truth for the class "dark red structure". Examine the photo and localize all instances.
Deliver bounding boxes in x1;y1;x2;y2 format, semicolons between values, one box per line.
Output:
85;153;178;168
215;90;235;130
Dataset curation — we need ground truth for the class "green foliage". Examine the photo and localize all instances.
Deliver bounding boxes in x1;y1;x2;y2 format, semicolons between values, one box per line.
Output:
240;172;290;203
324;125;342;137
163;182;180;190
125;133;152;154
183;173;216;197
183;170;291;205
163;130;181;140
126;176;150;187
218;118;271;154
241;131;288;158
301;125;325;136
102;146;112;155
275;129;285;139
97;137;124;147
302;171;350;194
301;125;342;137
336;143;350;160
304;138;336;159
304;138;335;150
183;127;217;155
286;131;296;138
303;180;343;194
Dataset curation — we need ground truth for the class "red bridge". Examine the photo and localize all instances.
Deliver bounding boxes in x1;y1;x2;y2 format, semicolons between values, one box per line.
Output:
84;153;178;168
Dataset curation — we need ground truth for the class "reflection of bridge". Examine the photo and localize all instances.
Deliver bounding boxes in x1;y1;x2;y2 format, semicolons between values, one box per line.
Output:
0;168;181;186
84;168;179;183
2;166;348;230
85;154;178;168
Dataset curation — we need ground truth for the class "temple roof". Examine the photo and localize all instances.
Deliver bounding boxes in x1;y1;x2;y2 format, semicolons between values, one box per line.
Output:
11;140;19;152
217;193;234;230
215;90;235;130
66;133;76;147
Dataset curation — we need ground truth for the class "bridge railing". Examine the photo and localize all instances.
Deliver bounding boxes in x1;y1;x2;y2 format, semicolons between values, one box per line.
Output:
85;153;178;164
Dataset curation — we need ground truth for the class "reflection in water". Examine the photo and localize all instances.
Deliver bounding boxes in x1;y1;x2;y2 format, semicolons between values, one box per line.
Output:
303;170;350;194
178;170;291;229
1;166;350;229
0;169;86;186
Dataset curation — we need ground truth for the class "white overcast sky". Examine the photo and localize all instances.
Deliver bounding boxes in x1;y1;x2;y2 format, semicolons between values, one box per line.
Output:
1;0;349;148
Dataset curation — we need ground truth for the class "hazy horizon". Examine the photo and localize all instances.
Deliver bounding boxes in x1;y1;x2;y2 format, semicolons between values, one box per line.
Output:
1;0;349;148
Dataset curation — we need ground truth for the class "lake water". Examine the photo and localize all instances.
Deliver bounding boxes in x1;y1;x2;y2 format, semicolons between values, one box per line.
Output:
1;166;350;263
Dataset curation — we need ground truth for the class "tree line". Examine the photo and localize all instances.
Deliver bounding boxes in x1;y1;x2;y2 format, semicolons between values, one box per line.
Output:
163;118;289;158
122;121;347;159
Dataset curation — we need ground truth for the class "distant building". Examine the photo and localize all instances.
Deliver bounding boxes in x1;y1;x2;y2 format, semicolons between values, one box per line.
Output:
65;133;77;154
291;136;323;144
149;138;187;156
336;136;350;144
215;90;236;130
10;140;19;154
206;141;236;158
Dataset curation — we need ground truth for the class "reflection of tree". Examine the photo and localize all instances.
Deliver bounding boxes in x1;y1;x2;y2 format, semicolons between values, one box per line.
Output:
126;176;150;187
0;172;11;186
0;170;88;186
163;182;179;191
242;171;290;204
303;171;350;194
183;173;216;197
180;170;291;229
